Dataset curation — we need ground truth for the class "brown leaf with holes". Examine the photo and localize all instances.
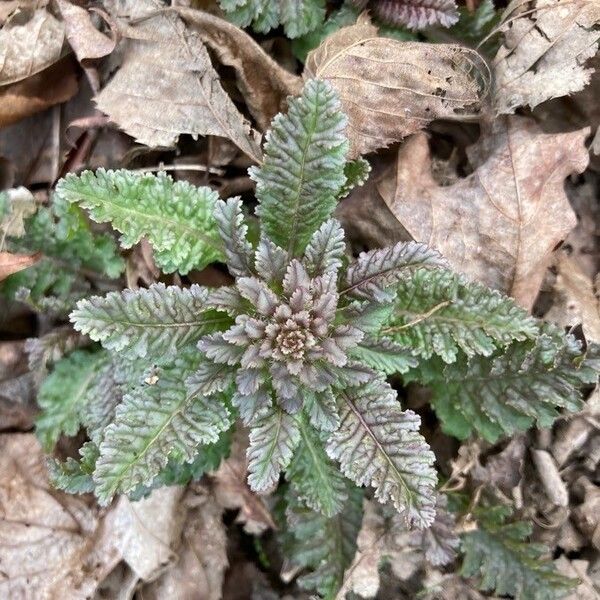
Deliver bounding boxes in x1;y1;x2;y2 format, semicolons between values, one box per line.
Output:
0;434;122;598
0;250;41;281
493;0;600;114
379;117;590;309
175;7;302;131
95;9;262;161
303;14;488;158
0;8;66;85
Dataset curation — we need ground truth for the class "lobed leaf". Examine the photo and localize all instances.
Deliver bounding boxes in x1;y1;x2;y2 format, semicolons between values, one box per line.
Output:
94;357;232;504
343;241;447;303
252;78;348;257
383;268;539;363
247;407;301;491
327;377;437;528
71;284;230;359
303;218;346;277
56;169;224;274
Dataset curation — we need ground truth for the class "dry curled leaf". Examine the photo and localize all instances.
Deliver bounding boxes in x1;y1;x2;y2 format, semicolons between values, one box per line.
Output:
379;117;590;309
0;434;121;598
96;8;262;161
57;0;116;61
304;15;488;158
0;8;66;85
493;0;600;114
0;250;41;281
175;7;302;131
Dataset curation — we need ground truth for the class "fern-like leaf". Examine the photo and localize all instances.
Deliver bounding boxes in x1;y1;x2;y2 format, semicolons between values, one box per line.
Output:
214;197;254;278
339;157;371;197
351;337;418;374
461;504;577;599
287;415;349;517
93;357;232;504
303;218;346;277
70;284;230;358
56;169;223;274
247;407;301;491
284;486;363;599
254;236;288;284
425;333;598;442
252;79;348;257
383;268;538;363
36;350;110;451
343;241;447;302
220;0;326;38
326;377;437;528
49;441;99;494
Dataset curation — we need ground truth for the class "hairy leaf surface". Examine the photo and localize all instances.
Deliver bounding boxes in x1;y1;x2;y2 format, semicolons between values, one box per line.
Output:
56;169;223;274
252;79;348;257
71;284;230;359
327;377;437;528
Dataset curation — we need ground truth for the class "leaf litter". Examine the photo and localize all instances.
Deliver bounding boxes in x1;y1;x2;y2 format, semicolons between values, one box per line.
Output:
0;0;599;598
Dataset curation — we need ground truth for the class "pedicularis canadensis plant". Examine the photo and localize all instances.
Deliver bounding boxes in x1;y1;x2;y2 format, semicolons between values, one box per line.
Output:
17;79;597;598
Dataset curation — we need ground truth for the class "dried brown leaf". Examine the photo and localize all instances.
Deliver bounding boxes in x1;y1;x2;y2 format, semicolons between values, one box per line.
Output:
141;487;228;600
0;186;36;237
303;15;488;158
0;56;79;128
493;0;600;114
175;7;302;131
210;428;275;534
379;117;590;309
545;252;600;343
0;8;66;85
0;250;41;281
95;10;262;161
57;0;116;61
0;434;121;598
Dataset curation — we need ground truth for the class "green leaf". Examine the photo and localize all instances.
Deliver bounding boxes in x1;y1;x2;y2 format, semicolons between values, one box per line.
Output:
339;157;371;198
284;485;363;599
426;332;598;442
2;196;124;305
220;0;326;38
247;406;301;491
383;268;539;363
48;441;99;494
343;241;447;303
214;197;254;278
252;79;348;258
56;169;224;274
36;349;110;451
70;283;230;359
287;415;349;517
350;337;418;375
461;504;577;599
94;356;232;504
326;377;437;528
303;218;346;277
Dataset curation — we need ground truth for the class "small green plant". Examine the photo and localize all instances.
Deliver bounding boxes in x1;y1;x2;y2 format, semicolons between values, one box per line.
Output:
5;79;596;599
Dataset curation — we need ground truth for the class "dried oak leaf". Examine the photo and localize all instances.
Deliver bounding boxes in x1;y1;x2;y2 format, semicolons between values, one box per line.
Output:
379;117;590;310
175;7;302;131
0;434;122;598
0;8;66;85
95;9;262;161
493;0;600;114
303;15;488;158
